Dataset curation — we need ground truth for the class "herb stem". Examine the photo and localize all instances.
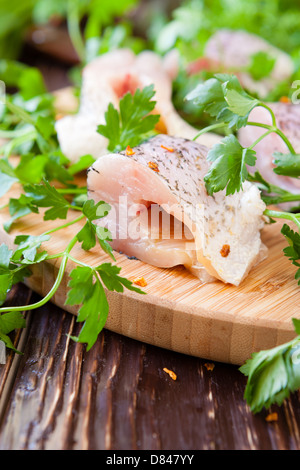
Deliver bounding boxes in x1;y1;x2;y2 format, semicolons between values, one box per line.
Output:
43;213;84;236
247;121;296;155
192;122;226;140
0;236;78;314
57;188;87;195
248;129;274;150
67;0;85;62
264;208;300;231
259;103;277;128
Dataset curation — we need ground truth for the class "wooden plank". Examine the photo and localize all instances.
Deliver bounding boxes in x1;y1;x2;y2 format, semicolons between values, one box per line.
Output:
0;298;299;450
0;89;299;366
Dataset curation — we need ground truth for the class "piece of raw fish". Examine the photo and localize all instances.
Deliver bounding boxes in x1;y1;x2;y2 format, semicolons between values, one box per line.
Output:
87;135;266;286
238;103;300;198
56;49;221;163
190;29;294;98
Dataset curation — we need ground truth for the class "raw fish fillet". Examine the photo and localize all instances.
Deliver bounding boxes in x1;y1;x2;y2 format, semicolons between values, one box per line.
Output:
56;49;221;163
195;29;294;98
87;135;266;286
238;103;300;199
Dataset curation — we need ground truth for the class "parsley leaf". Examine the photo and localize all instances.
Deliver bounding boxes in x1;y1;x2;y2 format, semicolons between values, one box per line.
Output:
12;234;50;264
273;152;300;177
186;74;259;130
240;322;300;413
204;134;256;195
247;51;276;81
65;263;145;350
0;311;26;353
97;84;160;152
281;224;300;283
76;199;114;258
24;180;70;221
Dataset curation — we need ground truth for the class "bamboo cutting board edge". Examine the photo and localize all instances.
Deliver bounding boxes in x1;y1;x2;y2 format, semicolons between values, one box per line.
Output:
0;87;299;365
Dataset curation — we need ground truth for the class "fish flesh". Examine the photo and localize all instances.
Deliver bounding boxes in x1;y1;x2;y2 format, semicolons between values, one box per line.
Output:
56;49;221;163
87;135;266;286
188;29;294;98
238;102;300;200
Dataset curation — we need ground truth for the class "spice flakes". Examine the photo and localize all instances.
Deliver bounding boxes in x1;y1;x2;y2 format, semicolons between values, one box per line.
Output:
125;145;135;156
161;144;174;152
265;412;278;422
163;368;177;381
131;277;147;287
148;161;159;172
220;244;230;258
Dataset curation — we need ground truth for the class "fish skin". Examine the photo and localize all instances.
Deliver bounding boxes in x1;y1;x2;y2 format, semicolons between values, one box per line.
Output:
55;49;221;164
87;135;266;286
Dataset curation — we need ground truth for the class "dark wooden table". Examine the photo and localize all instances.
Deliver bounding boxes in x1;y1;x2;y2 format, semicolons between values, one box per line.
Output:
0;43;300;452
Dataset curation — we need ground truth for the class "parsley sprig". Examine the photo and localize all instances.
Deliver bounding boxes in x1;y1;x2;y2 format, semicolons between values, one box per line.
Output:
0;67;159;355
187;73;300;412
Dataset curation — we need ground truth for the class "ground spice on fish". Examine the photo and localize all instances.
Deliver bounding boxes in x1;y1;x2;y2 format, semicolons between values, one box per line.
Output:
126;145;135;156
220;244;230;257
163;368;177;380
148;161;159;172
161;144;174;152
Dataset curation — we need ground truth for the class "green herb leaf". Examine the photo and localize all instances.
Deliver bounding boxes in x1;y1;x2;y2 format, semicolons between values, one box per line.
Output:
204;134;256;195
281;224;300;283
186;74;259;130
12;234;50;263
24;180;70;221
65;266;109;350
96;263;146;294
273;152;300;177
97;84;160;152
240;324;300;413
247;51;276;81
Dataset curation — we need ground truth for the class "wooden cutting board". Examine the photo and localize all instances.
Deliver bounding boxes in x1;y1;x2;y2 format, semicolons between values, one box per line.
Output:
0;88;299;366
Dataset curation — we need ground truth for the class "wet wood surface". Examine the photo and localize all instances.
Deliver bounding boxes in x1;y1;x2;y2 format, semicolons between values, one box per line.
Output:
0;37;300;451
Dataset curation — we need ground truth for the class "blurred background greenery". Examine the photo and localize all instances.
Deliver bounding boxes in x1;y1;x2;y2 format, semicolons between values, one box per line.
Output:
1;0;300;125
1;0;300;61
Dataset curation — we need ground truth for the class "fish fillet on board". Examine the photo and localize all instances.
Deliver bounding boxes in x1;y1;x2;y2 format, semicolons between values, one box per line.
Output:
55;49;221;163
87;135;267;286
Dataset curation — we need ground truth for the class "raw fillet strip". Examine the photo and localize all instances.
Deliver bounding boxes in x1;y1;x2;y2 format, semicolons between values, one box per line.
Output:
203;29;294;98
87;135;267;286
178;29;294;99
238;103;300;205
55;48;221;163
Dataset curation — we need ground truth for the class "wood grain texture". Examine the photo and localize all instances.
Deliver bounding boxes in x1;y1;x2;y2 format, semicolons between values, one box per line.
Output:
0;286;299;450
0;88;299;366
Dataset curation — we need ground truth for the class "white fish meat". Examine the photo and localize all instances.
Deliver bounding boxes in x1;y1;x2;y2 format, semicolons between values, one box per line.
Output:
202;29;294;98
238;103;300;198
56;49;221;163
87;135;266;286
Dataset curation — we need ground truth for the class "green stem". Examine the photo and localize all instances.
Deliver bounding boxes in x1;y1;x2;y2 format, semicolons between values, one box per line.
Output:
67;0;85;62
57;187;87;195
192;122;226;140
247;121;296;155
43;213;84;236
264;209;300;231
259;103;277;128
248;129;274;150
0;237;78;314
